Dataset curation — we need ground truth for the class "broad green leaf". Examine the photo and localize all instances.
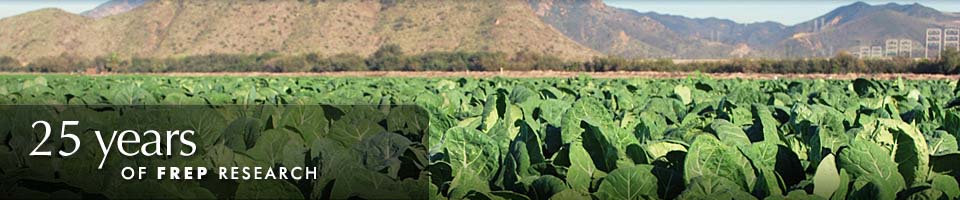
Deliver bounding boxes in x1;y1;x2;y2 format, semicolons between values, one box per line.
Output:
739;142;805;188
224;117;262;151
930;153;960;184
626;144;648;164
752;169;783;198
595;165;660;200
328;107;386;146
566;143;597;193
549;190;589;200
944;111;960;136
561;98;610;144
813;154;841;199
765;190;828;200
493;190;532;200
846;176;898;200
246;129;305;168
747;104;783;144
877;118;930;187
443;127;500;182
677;176;757;200
236;180;304;200
675;85;692;105
902;187;947;200
644;140;687;161
932;174;960;199
538;99;570;126
356;132;412;178
330;168;409;199
635;111;668;143
684;135;756;191
831;169;851;200
580;120;620;172
710;119;750;146
927;131;958;155
279;106;328;145
449;170;491;199
837;139;906;192
480;95;502;133
529;175;566;200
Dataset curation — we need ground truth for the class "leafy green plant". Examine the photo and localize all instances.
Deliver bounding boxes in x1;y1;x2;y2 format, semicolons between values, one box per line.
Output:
2;75;960;199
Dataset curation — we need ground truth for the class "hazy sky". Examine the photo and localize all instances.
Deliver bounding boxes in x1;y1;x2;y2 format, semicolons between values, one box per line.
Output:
0;0;106;18
1;0;959;25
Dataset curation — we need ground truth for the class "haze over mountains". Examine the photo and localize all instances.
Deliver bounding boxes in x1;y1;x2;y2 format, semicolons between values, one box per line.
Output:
0;0;958;62
532;0;960;59
80;0;148;19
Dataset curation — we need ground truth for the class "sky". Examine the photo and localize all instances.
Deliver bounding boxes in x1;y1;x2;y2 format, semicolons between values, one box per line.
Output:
0;0;106;19
605;0;960;25
0;0;959;25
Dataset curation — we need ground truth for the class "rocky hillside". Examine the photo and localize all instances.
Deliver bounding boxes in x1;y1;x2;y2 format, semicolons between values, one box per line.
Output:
529;0;959;58
0;0;957;61
527;0;774;58
782;2;960;57
0;0;599;62
0;9;92;61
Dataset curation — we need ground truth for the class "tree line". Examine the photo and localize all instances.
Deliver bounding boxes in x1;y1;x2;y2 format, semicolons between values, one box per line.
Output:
1;44;958;74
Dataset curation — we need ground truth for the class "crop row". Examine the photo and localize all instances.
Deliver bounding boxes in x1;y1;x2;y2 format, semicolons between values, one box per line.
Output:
1;75;959;199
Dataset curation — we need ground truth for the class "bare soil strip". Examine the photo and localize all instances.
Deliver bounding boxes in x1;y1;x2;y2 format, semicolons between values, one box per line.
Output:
4;71;960;80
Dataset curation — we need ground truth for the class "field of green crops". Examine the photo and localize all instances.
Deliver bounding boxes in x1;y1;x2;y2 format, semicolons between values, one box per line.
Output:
2;75;960;199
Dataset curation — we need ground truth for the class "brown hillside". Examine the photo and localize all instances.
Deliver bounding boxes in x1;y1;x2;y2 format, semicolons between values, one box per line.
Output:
0;9;91;61
0;0;598;62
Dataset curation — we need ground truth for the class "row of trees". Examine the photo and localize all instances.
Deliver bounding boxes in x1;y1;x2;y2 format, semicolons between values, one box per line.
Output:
0;56;19;72
580;50;960;74
1;45;959;74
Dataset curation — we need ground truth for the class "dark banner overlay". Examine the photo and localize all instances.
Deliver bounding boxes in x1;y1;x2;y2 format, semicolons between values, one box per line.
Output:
0;105;429;199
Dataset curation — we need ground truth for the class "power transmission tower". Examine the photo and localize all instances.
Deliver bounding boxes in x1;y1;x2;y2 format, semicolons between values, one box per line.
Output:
899;39;912;58
822;18;827;31
814;18;819;32
946;28;959;51
926;28;943;59
871;46;883;58
859;46;870;59
812;17;827;32
714;31;721;43
885;39;899;57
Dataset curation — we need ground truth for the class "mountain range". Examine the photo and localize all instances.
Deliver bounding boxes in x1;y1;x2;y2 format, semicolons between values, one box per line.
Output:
0;0;958;62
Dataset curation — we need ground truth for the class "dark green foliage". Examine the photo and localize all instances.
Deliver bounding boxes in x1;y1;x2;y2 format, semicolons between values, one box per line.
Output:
8;49;960;74
939;49;960;74
0;104;428;199
2;75;960;199
0;56;21;72
25;54;89;73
